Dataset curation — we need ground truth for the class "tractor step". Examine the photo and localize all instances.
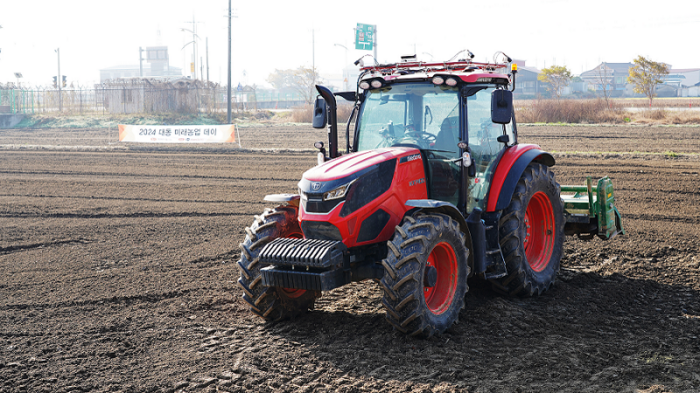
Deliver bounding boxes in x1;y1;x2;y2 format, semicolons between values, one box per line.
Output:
562;176;625;240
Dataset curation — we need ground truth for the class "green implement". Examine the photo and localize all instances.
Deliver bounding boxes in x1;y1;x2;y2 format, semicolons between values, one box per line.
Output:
561;176;625;240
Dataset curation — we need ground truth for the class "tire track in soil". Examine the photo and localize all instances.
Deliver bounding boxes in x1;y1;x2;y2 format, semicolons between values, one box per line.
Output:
0;289;194;311
0;170;301;183
0;238;90;255
0;211;253;219
0;193;271;205
623;213;700;225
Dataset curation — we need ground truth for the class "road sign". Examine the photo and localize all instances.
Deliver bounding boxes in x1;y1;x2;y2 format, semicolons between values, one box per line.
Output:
355;23;374;51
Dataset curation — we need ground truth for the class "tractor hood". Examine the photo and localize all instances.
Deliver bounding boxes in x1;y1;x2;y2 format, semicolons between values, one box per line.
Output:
300;147;419;193
297;146;427;247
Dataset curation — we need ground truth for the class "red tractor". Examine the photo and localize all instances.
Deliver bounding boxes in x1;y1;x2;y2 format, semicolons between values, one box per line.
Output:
237;52;624;337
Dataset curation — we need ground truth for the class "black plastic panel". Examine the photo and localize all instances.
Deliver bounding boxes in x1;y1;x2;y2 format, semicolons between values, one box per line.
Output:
357;208;391;243
340;159;396;217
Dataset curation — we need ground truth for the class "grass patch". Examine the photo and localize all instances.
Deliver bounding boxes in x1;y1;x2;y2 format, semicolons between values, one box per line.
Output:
550;150;696;157
515;98;700;125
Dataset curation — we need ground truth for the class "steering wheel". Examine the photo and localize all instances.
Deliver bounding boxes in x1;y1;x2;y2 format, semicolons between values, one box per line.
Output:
407;131;436;143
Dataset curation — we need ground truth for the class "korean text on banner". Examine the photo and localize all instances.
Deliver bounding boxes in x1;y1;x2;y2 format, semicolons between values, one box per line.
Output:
118;125;236;143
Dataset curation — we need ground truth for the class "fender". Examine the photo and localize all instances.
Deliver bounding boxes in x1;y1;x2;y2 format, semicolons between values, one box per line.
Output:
405;199;474;271
405;199;468;234
486;144;555;212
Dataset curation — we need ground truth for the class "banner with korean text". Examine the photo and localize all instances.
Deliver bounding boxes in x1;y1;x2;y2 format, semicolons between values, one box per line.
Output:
118;124;236;143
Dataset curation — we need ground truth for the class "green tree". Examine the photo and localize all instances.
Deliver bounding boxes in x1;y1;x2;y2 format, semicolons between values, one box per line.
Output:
627;56;669;106
537;65;572;99
266;67;319;104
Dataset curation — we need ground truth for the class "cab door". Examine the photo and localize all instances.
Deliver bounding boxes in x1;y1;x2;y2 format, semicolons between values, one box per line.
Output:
464;87;515;212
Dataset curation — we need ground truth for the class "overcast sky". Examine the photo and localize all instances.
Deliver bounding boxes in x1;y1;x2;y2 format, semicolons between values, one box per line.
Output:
1;0;699;88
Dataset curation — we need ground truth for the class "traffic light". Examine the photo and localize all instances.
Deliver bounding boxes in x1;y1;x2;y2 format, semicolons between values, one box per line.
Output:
53;76;57;88
62;75;67;88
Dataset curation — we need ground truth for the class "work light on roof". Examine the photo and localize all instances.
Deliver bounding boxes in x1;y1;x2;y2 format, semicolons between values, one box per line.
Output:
359;80;370;90
445;77;458;87
370;79;383;89
431;76;444;85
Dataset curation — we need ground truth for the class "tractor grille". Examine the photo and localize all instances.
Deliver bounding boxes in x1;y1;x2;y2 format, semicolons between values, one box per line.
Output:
258;238;347;268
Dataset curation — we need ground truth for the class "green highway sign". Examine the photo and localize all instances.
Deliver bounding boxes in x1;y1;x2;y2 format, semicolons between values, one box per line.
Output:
355;23;374;51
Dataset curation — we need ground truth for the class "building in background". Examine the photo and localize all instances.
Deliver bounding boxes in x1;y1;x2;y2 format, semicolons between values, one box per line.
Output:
580;63;634;97
511;60;548;98
99;46;182;82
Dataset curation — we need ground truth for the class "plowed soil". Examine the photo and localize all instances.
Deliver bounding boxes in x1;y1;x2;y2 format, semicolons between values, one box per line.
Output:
1;124;699;392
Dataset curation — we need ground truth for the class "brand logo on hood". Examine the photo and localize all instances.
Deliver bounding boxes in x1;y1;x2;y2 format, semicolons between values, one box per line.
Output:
311;182;322;191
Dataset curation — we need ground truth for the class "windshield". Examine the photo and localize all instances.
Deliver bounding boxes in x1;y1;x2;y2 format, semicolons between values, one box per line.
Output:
356;83;460;156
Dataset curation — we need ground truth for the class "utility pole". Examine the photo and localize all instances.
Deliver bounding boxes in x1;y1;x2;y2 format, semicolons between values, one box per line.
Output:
374;26;377;62
227;0;232;123
183;16;202;80
139;47;144;77
206;37;209;84
56;48;62;112
192;16;197;79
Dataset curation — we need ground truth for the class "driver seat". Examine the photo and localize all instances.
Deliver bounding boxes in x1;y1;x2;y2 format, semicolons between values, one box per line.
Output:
434;116;459;153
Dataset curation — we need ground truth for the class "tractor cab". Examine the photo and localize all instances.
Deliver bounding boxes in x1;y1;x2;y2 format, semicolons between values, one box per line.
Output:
353;81;515;213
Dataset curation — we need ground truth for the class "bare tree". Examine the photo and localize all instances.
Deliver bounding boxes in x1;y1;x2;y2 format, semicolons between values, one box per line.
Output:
266;67;320;104
627;56;669;106
594;62;613;106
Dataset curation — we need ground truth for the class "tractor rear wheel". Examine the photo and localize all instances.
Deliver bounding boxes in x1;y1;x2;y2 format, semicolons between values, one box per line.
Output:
492;163;565;296
380;213;469;337
237;205;320;321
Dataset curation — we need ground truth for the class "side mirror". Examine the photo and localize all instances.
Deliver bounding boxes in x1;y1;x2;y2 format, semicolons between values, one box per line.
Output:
491;89;513;124
312;97;327;129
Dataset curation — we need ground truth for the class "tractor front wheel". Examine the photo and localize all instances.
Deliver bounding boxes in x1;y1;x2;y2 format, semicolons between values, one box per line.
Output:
492;163;565;296
237;205;320;321
380;213;469;337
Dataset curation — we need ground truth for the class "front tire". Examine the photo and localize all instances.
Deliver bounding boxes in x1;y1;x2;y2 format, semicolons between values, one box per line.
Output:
237;205;320;321
492;163;565;296
380;213;469;337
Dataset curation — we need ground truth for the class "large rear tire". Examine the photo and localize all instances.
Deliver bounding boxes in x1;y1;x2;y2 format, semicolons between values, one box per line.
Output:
492;163;565;296
380;213;469;337
237;205;320;321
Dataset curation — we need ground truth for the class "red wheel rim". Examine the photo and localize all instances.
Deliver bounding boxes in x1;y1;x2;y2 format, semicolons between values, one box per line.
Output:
278;228;306;299
523;191;555;272
424;242;458;315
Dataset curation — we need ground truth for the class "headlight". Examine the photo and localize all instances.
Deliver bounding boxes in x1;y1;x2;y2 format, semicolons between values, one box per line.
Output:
323;180;355;201
432;76;444;85
370;79;383;89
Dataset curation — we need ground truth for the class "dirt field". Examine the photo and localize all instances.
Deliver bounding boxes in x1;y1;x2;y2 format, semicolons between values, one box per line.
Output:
1;124;699;392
